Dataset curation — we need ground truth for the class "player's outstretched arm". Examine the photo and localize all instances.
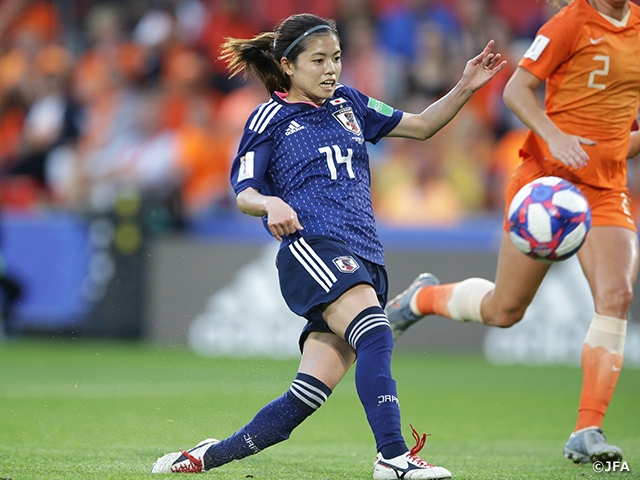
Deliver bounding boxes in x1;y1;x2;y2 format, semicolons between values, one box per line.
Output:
388;40;506;141
236;187;303;242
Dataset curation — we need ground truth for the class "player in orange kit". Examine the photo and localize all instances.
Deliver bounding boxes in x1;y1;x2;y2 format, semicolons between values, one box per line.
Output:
386;0;640;465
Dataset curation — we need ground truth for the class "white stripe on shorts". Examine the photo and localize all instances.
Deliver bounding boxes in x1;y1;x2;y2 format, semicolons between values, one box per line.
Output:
288;239;337;293
298;238;337;282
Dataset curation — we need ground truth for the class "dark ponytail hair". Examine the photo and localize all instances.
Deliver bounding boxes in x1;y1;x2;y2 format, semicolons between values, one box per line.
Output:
219;13;338;94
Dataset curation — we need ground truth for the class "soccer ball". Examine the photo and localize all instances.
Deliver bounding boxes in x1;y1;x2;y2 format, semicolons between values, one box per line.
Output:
508;176;591;262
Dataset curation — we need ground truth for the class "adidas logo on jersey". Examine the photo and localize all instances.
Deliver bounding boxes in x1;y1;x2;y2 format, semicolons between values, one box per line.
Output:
285;120;305;136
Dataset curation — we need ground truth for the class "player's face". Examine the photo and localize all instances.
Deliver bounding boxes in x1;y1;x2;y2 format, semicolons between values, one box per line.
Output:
282;34;342;106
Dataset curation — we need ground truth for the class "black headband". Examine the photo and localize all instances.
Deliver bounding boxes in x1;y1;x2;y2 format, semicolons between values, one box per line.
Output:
282;25;332;59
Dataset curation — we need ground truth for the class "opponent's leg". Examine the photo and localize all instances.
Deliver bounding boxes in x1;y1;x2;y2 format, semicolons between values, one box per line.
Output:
564;226;638;463
564;313;626;464
387;232;550;332
576;314;626;431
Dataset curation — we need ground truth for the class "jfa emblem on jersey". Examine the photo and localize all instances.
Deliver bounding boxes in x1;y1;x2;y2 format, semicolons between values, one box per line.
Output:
333;256;360;273
333;107;362;135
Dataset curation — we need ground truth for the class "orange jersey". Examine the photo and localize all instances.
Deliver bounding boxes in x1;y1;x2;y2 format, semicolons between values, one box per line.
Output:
518;0;640;189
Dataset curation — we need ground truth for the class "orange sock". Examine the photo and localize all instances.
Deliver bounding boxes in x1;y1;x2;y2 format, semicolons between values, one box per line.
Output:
414;278;493;323
574;314;626;431
415;283;456;317
575;344;623;430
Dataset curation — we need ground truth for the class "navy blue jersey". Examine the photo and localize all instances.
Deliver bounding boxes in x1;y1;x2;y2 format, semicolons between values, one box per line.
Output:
230;84;402;266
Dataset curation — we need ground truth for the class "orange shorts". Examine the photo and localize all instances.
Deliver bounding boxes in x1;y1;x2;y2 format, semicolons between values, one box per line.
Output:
503;159;637;233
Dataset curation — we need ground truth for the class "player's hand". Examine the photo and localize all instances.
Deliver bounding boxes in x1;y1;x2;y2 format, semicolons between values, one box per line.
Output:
546;131;595;169
264;197;303;242
461;40;507;92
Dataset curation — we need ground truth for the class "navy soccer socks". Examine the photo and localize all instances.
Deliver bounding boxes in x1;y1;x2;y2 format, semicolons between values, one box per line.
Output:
203;306;407;469
203;372;331;469
345;306;408;459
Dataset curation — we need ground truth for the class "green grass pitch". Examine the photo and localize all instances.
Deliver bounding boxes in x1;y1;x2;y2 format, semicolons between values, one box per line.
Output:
0;339;638;479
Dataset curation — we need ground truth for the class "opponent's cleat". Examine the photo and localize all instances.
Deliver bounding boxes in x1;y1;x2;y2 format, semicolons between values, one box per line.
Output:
372;425;451;479
563;427;623;464
385;273;440;340
151;438;219;473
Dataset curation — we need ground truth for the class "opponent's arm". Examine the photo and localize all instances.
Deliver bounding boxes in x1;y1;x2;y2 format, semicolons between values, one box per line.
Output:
236;187;303;241
388;40;506;140
502;67;595;169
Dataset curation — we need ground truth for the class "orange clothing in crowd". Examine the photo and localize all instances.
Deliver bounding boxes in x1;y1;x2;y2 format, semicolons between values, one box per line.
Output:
198;7;257;75
72;41;146;106
518;0;640;189
176;123;233;215
0;0;59;42
0;106;23;167
160;49;212;129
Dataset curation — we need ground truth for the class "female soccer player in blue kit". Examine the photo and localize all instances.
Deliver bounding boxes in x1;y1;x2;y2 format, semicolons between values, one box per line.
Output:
152;13;505;478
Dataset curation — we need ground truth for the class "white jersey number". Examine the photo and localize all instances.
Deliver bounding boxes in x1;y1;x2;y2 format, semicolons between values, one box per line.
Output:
588;55;609;90
319;145;355;180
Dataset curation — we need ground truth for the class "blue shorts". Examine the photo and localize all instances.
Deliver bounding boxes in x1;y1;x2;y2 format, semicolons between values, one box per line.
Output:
276;235;389;351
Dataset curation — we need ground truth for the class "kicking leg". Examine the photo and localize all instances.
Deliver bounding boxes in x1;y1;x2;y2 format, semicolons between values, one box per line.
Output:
151;332;353;473
387;232;550;335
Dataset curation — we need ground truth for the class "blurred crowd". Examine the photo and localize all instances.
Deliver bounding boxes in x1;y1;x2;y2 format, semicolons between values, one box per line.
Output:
0;0;638;228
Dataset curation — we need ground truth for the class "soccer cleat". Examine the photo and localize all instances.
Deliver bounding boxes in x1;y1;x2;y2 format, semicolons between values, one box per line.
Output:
563;427;623;464
372;425;451;479
151;438;219;473
385;273;440;340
